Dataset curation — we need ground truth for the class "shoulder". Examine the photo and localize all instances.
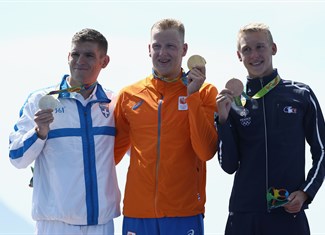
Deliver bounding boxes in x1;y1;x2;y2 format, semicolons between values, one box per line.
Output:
101;87;116;99
279;79;314;102
281;79;310;91
119;76;151;96
27;84;60;102
200;82;218;95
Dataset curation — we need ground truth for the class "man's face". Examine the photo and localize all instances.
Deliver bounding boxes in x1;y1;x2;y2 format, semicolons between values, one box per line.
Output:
68;41;109;85
149;28;187;80
237;31;277;78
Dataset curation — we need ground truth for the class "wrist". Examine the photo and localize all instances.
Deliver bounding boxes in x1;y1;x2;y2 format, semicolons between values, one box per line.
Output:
35;127;47;140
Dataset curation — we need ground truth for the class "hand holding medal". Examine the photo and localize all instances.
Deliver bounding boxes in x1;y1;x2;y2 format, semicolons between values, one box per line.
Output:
186;55;206;95
224;78;248;116
225;78;259;116
35;95;57;140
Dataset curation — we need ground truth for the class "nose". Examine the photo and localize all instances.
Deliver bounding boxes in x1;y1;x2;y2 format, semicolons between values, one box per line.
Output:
249;48;260;59
159;46;168;56
77;54;87;64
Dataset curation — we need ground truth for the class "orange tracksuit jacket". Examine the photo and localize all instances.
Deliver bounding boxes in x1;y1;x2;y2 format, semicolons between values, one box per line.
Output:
114;74;218;218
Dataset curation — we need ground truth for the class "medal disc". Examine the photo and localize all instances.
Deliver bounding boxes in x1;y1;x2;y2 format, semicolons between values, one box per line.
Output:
38;95;58;110
187;55;206;70
225;78;244;97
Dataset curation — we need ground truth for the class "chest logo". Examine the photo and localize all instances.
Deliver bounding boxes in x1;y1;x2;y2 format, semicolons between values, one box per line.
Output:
239;116;251;126
99;103;110;118
178;96;188;110
283;106;297;114
132;100;144;110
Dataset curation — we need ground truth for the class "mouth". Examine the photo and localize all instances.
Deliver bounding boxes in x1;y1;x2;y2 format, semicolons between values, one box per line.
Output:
251;61;263;67
158;58;171;65
74;67;88;71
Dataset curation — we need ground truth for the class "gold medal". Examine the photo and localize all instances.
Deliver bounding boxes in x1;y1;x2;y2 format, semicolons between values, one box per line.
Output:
187;55;206;70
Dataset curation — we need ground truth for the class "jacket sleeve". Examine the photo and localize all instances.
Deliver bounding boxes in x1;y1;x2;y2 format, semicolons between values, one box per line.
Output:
114;91;131;165
301;88;325;202
186;83;218;161
216;117;240;174
9;96;47;169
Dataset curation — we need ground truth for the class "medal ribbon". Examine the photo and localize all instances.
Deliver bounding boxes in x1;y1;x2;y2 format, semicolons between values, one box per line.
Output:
48;81;98;95
251;75;281;99
236;75;281;108
152;68;191;87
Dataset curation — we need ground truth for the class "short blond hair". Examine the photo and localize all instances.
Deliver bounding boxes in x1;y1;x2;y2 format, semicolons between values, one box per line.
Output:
151;18;185;43
237;23;274;50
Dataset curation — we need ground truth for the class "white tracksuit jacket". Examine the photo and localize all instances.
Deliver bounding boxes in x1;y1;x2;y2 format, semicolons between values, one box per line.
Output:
9;75;121;225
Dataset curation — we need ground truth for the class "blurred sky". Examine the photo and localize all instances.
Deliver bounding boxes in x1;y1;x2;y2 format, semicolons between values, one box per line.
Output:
1;1;325;234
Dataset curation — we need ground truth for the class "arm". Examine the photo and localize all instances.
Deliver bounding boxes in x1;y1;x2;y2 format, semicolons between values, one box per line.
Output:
9;95;52;169
114;92;131;165
216;88;240;174
187;82;218;161
216;118;240;174
300;89;325;202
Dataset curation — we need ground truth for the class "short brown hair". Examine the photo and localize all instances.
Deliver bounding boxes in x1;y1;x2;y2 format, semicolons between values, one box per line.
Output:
72;28;108;54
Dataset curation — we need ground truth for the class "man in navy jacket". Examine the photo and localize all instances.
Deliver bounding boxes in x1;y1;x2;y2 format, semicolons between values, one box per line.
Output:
216;22;325;235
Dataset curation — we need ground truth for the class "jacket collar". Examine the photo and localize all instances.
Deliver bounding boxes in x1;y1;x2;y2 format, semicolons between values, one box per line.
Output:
57;74;110;103
246;69;279;97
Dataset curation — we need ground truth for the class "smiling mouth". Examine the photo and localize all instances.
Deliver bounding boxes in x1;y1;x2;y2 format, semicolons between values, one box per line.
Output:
251;61;263;66
158;58;171;64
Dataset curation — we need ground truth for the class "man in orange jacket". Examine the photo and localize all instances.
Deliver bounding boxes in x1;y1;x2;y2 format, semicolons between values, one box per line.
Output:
114;18;218;235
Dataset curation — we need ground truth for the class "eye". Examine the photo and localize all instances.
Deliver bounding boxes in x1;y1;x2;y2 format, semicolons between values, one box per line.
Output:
242;47;251;54
152;44;161;50
167;44;176;49
70;52;79;58
85;53;95;58
256;44;265;50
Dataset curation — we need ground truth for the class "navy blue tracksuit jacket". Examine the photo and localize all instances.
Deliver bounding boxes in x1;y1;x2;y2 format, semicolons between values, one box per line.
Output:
217;69;325;214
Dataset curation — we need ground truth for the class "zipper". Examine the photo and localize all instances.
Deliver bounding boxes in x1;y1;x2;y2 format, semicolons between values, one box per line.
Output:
260;79;270;212
84;106;95;223
155;99;163;216
81;102;97;224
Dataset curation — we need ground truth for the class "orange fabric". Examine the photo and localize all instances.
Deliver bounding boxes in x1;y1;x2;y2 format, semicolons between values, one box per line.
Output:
114;74;218;218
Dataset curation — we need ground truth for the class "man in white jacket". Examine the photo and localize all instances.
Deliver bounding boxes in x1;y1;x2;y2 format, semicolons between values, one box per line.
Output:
9;28;121;235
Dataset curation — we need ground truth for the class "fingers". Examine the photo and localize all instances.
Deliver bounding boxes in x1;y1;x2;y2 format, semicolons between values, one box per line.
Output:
284;201;301;214
217;89;234;103
188;65;206;75
34;109;54;139
186;66;206;95
34;109;54;125
187;66;206;85
283;191;307;214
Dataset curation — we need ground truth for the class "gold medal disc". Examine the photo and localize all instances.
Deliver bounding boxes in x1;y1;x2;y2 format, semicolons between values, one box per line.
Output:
187;55;206;70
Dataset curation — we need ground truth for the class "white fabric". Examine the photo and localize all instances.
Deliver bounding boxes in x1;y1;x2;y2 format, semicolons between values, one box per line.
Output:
9;82;121;225
36;219;114;235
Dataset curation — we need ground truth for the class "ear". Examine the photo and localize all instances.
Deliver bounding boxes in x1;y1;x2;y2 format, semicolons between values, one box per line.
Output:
148;44;152;57
237;51;242;62
101;55;110;68
182;43;188;57
272;43;277;55
68;52;71;64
